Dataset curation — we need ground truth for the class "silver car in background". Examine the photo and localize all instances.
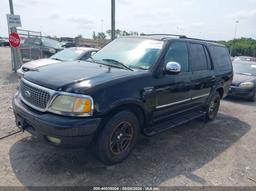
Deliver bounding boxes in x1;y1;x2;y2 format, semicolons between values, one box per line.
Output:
17;47;98;77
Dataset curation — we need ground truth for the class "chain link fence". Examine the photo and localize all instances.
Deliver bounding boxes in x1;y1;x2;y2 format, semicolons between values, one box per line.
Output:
17;29;43;63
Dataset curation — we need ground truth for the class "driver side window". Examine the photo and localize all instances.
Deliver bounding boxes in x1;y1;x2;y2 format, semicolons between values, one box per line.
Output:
164;42;189;72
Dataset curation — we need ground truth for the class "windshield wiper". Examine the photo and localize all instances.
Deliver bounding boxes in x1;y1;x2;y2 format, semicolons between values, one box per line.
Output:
102;59;133;71
51;57;63;61
130;65;148;70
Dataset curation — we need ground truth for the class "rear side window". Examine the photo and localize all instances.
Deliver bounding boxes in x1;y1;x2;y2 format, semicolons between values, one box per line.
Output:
209;45;232;70
189;43;208;71
164;42;189;72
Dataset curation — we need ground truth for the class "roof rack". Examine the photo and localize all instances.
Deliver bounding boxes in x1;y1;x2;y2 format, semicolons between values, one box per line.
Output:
180;36;217;43
141;33;217;43
141;34;187;38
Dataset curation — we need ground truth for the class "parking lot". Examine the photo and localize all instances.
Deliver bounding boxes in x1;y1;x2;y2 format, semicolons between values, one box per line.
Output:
1;47;256;187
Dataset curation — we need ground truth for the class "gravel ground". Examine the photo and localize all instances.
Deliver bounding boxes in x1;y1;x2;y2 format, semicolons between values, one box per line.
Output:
0;47;256;187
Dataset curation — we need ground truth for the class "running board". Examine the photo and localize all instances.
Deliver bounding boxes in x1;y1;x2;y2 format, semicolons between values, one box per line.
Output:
144;110;206;136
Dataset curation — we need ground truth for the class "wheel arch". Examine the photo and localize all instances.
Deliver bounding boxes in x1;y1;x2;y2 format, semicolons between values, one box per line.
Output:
99;99;147;133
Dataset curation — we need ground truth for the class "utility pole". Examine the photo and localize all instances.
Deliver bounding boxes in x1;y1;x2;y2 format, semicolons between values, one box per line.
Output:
230;20;239;56
9;0;16;71
8;0;22;72
9;0;14;14
234;20;239;40
111;0;115;40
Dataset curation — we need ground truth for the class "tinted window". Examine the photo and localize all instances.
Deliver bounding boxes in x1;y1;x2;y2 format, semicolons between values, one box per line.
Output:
189;43;208;71
204;47;212;70
209;45;232;70
164;42;189;72
42;37;62;49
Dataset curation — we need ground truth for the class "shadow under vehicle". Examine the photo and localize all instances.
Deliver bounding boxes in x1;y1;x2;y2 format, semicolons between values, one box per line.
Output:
10;113;250;186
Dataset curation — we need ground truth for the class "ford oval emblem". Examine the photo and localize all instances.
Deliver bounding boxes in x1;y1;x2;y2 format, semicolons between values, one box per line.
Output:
25;90;31;97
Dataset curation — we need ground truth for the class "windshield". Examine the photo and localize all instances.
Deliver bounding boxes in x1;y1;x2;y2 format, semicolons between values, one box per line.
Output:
50;48;85;61
92;38;163;70
233;62;256;76
42;37;62;49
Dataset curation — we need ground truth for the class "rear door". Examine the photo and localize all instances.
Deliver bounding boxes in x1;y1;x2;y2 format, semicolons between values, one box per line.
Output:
189;43;214;106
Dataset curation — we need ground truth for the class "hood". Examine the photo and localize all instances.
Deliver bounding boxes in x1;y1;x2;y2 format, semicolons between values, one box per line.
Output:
24;61;141;91
232;73;256;86
21;58;60;70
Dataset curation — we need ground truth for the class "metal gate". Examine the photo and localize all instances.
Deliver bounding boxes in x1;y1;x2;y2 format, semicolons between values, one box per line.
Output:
17;29;43;63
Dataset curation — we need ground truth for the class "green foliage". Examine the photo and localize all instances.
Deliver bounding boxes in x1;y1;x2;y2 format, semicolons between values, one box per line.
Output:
92;32;107;40
106;29;139;38
219;38;256;57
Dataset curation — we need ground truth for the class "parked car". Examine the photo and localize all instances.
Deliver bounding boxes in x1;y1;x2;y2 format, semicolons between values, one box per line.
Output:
61;41;76;48
234;56;256;62
0;37;10;46
228;60;256;101
13;35;233;164
17;47;98;77
20;37;63;61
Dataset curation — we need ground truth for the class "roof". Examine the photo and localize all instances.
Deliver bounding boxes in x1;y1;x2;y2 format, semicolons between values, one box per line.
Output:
120;34;224;46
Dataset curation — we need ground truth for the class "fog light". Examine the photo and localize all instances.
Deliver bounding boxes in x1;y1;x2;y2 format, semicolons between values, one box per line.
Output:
47;136;61;144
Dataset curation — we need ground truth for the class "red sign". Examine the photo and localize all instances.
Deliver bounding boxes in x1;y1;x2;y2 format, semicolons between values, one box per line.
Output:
8;32;21;48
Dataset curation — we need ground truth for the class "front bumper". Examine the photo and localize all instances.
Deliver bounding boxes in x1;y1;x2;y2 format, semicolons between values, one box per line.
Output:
228;86;255;99
12;92;102;148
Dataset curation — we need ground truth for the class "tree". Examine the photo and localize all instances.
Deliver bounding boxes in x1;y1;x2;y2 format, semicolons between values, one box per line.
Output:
97;32;106;40
219;38;256;57
106;29;141;38
92;32;96;40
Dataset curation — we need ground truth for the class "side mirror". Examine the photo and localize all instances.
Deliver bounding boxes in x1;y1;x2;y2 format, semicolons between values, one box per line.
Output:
165;62;181;74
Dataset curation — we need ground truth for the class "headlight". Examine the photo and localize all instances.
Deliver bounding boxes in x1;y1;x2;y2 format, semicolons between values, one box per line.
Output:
49;94;93;116
239;82;254;88
49;48;56;54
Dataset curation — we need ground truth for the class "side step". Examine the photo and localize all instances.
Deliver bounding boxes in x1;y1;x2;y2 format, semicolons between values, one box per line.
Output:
144;110;206;136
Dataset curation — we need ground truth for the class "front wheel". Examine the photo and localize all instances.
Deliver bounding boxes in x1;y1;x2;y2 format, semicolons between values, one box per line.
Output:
95;111;139;165
205;92;221;122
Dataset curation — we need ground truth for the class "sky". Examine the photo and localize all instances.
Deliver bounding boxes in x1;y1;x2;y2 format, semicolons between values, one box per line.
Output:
0;0;256;40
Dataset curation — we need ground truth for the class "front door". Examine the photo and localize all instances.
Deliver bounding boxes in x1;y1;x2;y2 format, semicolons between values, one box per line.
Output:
153;41;192;121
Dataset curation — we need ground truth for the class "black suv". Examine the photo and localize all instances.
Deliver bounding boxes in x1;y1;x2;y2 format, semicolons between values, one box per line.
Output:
13;35;233;164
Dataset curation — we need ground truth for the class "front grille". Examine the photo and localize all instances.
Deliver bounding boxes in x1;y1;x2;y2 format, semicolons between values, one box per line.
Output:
20;80;51;109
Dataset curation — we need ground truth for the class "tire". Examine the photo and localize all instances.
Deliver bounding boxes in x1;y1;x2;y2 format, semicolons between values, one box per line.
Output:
205;92;221;122
95;111;139;165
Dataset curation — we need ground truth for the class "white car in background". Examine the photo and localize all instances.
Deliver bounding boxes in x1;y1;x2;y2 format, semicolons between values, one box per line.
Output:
17;47;98;77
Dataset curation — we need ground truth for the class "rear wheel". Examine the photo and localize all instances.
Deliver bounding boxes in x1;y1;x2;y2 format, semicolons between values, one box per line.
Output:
95;111;139;165
205;92;221;122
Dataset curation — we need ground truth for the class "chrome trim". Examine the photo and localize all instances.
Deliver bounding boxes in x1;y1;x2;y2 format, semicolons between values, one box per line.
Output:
20;78;55;112
191;93;210;100
19;78;94;117
156;98;191;109
156;93;210;109
48;92;94;117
